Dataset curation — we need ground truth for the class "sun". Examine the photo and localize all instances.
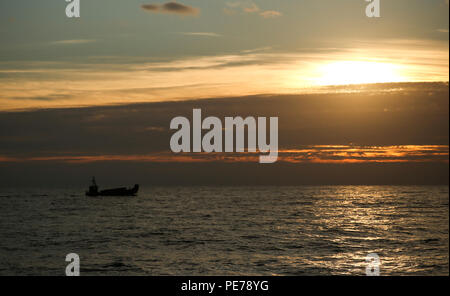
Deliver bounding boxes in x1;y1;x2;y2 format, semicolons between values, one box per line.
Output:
315;61;406;86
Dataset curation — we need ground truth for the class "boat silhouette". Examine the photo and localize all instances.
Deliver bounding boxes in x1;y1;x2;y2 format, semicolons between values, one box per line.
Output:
86;177;139;196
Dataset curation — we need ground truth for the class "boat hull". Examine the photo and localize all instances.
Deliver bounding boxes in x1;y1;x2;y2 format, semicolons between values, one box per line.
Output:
86;184;139;197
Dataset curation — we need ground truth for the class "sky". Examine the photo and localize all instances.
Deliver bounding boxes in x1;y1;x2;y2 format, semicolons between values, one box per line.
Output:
0;1;448;186
0;82;448;186
0;0;448;110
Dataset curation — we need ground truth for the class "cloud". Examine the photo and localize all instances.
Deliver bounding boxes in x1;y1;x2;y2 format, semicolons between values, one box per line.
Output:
260;10;282;18
141;2;199;16
243;2;259;13
2;145;448;164
51;39;96;45
0;85;448;187
178;32;221;37
141;4;159;11
162;2;198;14
226;1;259;14
225;1;282;18
437;28;449;33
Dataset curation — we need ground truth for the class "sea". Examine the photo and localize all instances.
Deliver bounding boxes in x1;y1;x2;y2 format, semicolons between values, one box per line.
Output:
0;186;448;276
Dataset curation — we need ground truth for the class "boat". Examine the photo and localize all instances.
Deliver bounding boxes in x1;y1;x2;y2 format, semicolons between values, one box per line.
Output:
85;177;139;196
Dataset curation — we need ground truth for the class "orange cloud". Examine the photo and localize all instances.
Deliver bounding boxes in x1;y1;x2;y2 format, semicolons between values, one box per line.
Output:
1;145;447;164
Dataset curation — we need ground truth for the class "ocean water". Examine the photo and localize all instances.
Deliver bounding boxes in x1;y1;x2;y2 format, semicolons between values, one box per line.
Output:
0;186;448;276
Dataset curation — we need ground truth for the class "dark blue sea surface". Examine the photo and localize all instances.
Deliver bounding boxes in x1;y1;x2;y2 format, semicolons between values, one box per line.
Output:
0;186;448;275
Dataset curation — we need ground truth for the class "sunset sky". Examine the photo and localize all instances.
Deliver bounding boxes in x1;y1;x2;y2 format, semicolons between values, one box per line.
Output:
0;1;448;186
0;0;448;110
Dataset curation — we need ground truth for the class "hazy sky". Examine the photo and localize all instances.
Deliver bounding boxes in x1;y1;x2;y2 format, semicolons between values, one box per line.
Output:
0;0;449;110
1;0;448;57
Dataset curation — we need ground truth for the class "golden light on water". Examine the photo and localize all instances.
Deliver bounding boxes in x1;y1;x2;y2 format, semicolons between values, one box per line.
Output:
315;61;406;86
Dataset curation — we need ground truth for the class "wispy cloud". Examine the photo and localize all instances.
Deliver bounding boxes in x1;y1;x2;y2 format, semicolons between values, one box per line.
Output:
225;1;282;18
242;2;259;13
141;4;159;11
141;2;199;16
1;146;448;164
51;39;96;45
437;28;449;33
260;10;282;18
177;32;221;37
